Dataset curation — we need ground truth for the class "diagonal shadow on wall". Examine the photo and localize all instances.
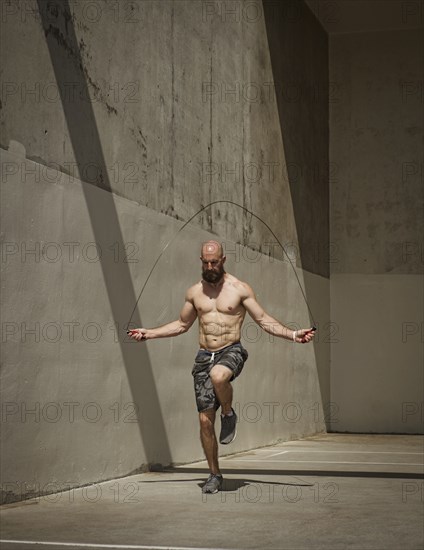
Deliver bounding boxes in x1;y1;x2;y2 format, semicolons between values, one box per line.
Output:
36;0;172;468
263;0;330;420
263;0;329;277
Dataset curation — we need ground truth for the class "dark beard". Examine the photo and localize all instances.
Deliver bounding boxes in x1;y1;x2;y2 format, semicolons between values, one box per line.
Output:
202;267;225;284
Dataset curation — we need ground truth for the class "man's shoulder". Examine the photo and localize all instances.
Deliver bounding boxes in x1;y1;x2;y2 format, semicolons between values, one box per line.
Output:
186;281;202;299
225;274;253;297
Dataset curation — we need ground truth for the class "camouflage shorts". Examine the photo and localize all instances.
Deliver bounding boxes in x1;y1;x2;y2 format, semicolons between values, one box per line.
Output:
191;342;248;413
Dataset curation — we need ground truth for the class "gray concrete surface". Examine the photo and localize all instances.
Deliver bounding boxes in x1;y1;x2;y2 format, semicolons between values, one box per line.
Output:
329;24;423;433
1;0;331;504
306;0;424;34
0;0;329;275
330;27;423;276
1;434;423;550
330;274;423;433
1;144;330;504
1;0;422;518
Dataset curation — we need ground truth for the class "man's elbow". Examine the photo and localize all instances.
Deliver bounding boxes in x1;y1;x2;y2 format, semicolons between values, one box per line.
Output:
254;316;267;331
178;321;191;334
259;319;276;334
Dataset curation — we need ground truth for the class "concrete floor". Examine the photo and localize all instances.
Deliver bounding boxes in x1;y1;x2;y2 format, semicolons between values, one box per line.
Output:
1;434;423;550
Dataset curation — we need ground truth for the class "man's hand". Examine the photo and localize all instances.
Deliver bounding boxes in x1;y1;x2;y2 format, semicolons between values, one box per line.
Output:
294;327;316;344
127;328;148;341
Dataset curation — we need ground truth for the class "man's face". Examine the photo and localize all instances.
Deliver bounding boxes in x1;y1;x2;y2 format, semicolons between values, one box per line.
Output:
200;251;226;284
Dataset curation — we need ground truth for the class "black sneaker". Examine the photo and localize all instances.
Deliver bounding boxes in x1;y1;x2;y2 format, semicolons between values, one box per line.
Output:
219;408;237;444
202;473;223;494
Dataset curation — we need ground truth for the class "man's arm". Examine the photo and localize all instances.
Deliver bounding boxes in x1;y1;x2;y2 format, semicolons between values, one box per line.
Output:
241;283;315;344
128;290;197;341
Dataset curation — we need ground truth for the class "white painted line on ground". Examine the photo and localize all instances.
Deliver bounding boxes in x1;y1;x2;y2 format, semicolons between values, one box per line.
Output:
221;451;289;460
262;451;289;458
0;541;238;550
220;450;279;460
226;459;423;466
266;450;424;458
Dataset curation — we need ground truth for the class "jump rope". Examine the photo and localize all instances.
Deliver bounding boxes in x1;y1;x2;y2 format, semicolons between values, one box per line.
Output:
125;200;317;335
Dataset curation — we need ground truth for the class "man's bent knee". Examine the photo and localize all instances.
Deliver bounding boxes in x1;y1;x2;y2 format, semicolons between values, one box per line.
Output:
210;364;233;385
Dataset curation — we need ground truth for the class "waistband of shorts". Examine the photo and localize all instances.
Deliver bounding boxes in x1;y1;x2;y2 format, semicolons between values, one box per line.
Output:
198;341;241;355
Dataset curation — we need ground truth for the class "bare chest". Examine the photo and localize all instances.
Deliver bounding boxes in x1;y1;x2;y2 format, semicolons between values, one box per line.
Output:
194;287;243;315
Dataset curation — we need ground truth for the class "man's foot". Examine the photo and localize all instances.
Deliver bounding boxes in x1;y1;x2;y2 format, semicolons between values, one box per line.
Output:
219;408;237;444
202;473;223;494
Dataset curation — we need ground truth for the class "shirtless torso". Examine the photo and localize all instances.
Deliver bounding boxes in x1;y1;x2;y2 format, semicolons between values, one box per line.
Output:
127;241;315;347
189;273;248;351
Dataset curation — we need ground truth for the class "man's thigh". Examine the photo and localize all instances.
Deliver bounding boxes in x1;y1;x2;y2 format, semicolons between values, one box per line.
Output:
193;367;220;412
214;344;248;381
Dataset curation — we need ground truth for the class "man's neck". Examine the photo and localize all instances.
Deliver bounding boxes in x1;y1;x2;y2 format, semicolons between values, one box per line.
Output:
203;273;226;288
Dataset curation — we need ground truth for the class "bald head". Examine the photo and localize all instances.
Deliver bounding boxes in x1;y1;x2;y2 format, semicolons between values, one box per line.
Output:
200;240;224;258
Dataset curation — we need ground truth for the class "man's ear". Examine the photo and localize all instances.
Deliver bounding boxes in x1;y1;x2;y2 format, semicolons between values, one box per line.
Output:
222;255;226;264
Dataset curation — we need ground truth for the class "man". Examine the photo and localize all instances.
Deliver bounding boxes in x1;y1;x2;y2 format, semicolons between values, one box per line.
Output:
128;240;315;494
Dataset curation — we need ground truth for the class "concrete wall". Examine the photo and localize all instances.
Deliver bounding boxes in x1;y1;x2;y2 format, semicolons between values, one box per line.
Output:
329;28;423;433
0;0;330;504
1;0;329;261
1;144;329;503
263;0;329;277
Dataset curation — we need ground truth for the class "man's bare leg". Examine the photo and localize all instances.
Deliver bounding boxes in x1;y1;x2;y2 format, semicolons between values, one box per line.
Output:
210;364;234;414
199;409;220;474
210;364;238;445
